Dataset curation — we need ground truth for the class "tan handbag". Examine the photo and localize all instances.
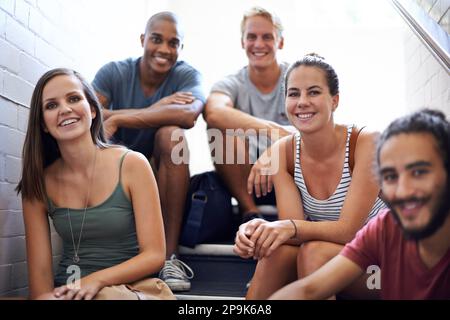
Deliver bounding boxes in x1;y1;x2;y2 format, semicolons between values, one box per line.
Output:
94;278;176;300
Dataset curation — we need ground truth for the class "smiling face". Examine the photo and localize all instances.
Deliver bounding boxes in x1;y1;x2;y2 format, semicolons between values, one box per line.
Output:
140;18;182;76
285;66;339;133
379;133;449;240
42;74;96;142
241;15;283;70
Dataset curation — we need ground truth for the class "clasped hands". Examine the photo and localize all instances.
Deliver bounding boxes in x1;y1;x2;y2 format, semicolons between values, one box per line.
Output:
233;218;295;260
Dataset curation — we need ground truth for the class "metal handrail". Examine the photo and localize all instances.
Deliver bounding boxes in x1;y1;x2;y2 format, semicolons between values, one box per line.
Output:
391;0;450;73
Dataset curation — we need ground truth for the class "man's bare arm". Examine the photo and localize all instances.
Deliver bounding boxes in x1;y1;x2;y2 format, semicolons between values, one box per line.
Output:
96;91;204;129
204;92;292;140
269;255;364;300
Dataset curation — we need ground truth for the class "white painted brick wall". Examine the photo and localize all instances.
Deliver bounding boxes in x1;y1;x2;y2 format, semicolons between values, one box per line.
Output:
5;15;35;56
0;126;24;158
28;5;42;35
3;71;34;105
0;236;26;264
14;0;30;27
404;23;450;116
0;210;25;237
415;0;450;32
0;265;12;290
0;0;14;15
0;182;22;210
0;9;6;36
0;38;21;73
5;156;21;183
0;154;5;182
0;99;18;128
0;70;4;95
17;105;29;132
19;51;46;84
11;261;27;288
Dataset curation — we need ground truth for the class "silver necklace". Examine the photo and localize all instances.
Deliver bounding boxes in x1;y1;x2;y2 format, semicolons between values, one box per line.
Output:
66;148;98;264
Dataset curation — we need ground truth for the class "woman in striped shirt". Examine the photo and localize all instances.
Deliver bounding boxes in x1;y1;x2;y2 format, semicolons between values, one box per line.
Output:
234;53;386;299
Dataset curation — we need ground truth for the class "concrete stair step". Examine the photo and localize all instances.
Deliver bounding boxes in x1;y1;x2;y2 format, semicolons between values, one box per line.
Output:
174;205;277;300
176;244;256;299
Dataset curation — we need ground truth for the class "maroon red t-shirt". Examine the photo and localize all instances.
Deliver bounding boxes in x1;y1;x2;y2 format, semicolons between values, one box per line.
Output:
341;209;450;299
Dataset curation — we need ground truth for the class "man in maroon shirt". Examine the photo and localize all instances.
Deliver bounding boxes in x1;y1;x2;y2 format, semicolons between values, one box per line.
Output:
270;109;450;299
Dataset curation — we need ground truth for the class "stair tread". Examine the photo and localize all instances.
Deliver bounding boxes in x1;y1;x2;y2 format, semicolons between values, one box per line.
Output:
179;244;236;256
176;294;244;300
177;280;248;297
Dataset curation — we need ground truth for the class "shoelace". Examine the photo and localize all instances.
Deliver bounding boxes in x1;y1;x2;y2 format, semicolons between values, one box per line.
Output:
160;257;194;280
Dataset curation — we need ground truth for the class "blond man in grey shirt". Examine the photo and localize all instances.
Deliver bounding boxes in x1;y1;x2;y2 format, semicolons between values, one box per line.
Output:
204;7;294;222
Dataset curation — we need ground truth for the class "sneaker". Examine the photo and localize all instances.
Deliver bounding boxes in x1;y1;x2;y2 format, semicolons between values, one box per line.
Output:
159;254;194;292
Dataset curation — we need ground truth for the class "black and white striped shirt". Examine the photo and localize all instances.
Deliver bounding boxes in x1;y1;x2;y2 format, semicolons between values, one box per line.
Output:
294;124;385;222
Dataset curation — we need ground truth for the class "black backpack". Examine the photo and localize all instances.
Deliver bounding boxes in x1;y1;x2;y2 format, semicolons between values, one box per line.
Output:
180;171;235;248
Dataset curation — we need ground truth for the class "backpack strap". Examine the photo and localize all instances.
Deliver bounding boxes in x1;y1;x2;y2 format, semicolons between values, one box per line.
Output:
180;189;207;248
286;134;295;177
349;125;365;176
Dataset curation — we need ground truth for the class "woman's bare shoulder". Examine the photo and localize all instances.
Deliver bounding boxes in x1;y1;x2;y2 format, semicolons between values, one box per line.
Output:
357;126;380;140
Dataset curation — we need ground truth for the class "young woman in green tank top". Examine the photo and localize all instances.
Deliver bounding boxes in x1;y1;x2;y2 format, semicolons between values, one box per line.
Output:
16;68;166;300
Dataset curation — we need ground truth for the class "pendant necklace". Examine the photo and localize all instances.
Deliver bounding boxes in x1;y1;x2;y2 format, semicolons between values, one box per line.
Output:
66;148;98;264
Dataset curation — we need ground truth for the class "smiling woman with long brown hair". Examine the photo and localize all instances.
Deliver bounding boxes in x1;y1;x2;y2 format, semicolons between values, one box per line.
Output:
16;68;170;300
234;54;386;299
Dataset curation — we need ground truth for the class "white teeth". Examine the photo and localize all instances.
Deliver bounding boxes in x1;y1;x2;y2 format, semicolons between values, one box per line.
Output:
155;57;168;63
404;202;419;209
297;113;314;119
253;52;266;56
60;119;78;126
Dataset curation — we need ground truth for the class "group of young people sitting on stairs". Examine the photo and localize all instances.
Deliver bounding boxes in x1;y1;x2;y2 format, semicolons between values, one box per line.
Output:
17;7;449;299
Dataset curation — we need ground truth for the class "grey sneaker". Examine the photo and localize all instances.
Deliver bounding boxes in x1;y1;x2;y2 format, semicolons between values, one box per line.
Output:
159;254;194;292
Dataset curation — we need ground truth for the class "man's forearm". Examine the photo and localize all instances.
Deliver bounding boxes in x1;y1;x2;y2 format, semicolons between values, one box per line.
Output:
110;100;203;129
209;107;291;141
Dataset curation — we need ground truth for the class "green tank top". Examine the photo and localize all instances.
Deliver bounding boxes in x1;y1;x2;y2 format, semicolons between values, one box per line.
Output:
48;151;139;286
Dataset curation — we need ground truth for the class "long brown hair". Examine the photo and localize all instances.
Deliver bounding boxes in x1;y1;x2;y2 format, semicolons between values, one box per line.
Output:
16;68;107;202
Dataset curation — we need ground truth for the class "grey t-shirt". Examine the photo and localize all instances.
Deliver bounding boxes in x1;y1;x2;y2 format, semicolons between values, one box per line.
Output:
210;62;290;126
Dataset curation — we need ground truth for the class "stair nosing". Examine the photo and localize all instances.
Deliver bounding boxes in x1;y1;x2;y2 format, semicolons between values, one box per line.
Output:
175;294;245;300
179;244;237;256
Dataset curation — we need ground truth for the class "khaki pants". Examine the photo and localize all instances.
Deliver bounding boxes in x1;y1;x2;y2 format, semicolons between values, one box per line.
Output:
94;278;176;300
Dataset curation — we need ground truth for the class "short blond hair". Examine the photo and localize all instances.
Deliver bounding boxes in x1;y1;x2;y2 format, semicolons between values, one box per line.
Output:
240;7;283;39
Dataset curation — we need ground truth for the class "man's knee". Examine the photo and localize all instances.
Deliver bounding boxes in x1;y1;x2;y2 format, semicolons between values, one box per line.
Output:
213;133;250;165
154;126;189;158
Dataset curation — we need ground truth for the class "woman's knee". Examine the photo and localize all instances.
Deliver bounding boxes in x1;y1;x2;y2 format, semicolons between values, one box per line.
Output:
248;245;298;299
297;241;342;276
254;245;298;278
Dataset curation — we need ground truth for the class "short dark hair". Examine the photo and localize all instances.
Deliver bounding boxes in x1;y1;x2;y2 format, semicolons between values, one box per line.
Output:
144;11;184;40
376;109;450;178
284;53;339;97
